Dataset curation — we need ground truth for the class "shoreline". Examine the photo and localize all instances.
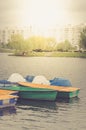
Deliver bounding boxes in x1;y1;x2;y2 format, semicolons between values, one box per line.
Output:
9;51;86;58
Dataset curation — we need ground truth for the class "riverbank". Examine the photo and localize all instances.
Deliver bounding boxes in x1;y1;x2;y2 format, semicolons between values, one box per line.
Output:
13;51;86;58
0;48;86;58
0;48;14;53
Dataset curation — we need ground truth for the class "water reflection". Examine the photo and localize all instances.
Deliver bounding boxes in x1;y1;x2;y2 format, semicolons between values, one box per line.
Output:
0;97;79;116
0;106;16;116
56;97;80;103
16;97;79;112
17;99;58;111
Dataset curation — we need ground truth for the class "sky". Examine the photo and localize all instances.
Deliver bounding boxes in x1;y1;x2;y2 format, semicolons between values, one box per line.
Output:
0;0;86;29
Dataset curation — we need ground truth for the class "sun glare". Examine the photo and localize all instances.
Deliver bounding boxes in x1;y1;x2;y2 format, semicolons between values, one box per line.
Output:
17;0;70;29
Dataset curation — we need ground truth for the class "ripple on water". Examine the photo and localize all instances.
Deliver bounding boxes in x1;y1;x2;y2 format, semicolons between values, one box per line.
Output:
0;54;86;130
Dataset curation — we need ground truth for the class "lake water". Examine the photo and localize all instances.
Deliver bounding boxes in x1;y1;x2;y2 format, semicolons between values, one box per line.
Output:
0;53;86;130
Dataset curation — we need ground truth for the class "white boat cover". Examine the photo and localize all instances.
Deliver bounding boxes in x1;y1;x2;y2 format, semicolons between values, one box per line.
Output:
32;75;50;85
8;73;26;82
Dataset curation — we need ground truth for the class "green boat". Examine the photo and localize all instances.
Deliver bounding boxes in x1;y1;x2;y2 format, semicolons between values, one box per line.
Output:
0;85;57;101
18;82;80;99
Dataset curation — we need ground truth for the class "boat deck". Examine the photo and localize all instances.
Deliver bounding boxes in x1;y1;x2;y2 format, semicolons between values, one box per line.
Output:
0;95;18;100
18;82;80;92
0;89;18;95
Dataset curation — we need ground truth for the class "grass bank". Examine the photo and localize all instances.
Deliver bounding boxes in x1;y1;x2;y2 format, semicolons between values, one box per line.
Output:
14;51;86;58
48;52;86;58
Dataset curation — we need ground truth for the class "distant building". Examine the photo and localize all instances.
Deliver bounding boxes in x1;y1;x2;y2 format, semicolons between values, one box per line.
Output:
0;24;85;47
0;26;32;44
48;24;85;47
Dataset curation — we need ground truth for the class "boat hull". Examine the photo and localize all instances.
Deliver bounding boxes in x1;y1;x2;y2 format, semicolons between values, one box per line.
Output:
19;90;57;101
57;89;80;99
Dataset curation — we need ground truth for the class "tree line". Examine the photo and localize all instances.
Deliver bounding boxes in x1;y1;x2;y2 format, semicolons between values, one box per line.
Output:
4;27;86;53
7;35;75;52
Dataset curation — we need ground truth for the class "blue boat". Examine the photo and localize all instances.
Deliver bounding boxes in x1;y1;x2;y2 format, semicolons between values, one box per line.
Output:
0;95;18;108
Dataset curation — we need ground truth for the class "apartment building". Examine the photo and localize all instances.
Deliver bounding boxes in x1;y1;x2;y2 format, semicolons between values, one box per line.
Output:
0;24;85;47
0;26;32;44
49;24;85;47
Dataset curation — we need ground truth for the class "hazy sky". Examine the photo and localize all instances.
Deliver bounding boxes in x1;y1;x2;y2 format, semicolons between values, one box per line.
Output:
0;0;86;28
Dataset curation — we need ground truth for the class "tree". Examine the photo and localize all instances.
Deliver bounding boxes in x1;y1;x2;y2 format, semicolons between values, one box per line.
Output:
7;34;24;50
79;28;86;50
57;40;72;52
46;37;57;51
26;36;47;51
